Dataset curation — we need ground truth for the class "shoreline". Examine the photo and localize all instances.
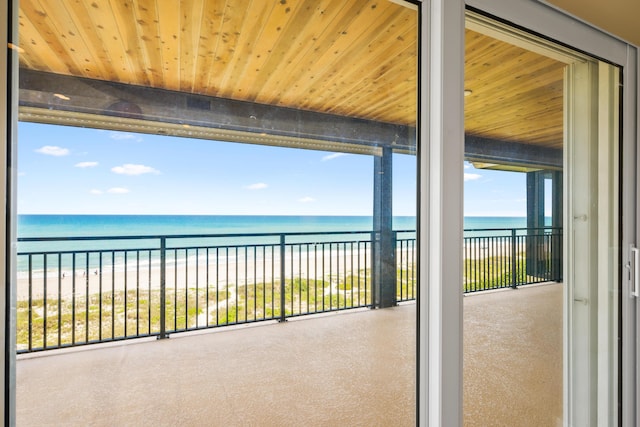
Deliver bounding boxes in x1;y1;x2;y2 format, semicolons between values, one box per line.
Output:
16;247;392;300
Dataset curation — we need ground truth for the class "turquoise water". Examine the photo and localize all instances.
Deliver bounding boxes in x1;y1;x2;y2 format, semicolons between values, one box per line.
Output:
18;214;413;238
16;215;536;272
17;214;530;239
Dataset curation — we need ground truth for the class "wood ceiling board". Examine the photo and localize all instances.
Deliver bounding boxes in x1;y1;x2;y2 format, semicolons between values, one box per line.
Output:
18;0;418;126
20;0;83;75
464;29;565;148
214;1;275;99
17;0;566;149
265;1;404;108
81;0;133;83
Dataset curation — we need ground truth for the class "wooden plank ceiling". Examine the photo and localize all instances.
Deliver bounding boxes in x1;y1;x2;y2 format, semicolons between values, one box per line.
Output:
17;0;564;149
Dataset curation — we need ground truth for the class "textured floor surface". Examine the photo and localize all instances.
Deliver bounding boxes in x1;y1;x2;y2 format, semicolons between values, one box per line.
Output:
17;283;562;426
463;283;563;427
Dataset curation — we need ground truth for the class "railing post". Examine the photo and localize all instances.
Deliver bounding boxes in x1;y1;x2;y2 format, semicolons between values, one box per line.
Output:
279;234;287;322
158;237;168;339
511;229;518;289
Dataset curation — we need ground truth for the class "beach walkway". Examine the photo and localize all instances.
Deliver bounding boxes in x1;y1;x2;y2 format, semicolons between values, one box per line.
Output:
16;283;561;426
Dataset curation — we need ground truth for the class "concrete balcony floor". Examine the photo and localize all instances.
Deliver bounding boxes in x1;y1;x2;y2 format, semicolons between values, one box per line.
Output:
17;283;561;426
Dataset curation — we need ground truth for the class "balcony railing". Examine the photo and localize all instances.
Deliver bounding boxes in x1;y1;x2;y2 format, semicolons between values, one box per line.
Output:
16;227;560;353
464;227;562;292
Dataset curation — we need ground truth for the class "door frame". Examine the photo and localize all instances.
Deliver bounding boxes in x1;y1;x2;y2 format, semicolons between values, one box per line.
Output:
464;1;637;426
419;0;638;425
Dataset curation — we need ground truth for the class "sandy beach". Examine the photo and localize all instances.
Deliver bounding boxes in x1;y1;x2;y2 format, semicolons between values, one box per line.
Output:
16;245;392;301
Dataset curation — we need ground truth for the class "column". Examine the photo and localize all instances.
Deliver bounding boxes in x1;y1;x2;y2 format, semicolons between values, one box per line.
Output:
372;146;396;308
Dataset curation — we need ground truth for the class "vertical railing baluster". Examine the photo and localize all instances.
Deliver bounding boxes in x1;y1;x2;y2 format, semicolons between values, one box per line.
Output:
216;247;220;326
85;253;90;343
357;241;361;306
314;243;318;312
263;246;267;320
43;255;47;349
244;247;248;322
123;251;127;338
205;248;209;327
235;247;238;324
185;249;188;330
196;248;199;328
73;254;77;344
279;234;286;322
28;255;33;351
254;246;257;321
148;250;151;335
364;241;368;306
290;245;302;316
57;255;62;347
350;241;354;307
174;249;178;331
136;251;140;336
159;237;167;339
335;242;339;309
400;239;404;301
271;245;275;319
298;244;302;314
99;253;103;341
306;243;310;313
329;243;333;310
225;247;229;325
111;252;115;339
511;229;518;288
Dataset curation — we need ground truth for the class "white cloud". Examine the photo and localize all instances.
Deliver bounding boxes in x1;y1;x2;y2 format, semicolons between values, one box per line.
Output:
107;187;130;194
464;173;482;181
109;132;142;142
111;164;159;175
89;189;103;195
322;153;349;162
75;161;99;168
245;183;268;190
35;145;69;156
298;196;316;203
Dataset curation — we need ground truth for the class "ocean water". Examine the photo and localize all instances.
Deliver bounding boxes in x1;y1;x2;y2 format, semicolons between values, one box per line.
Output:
17;214;530;239
16;215;533;272
18;214;414;238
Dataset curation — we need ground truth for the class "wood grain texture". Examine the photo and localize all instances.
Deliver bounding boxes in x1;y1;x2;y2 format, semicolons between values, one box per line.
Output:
18;0;565;147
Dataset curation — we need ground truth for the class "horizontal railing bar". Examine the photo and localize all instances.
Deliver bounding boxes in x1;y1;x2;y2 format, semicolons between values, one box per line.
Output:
18;241;382;256
18;333;162;354
18;229;408;243
17;248;160;256
464;227;561;233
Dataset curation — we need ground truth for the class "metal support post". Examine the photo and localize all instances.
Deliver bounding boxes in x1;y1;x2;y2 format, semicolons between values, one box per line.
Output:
526;171;546;277
373;146;396;308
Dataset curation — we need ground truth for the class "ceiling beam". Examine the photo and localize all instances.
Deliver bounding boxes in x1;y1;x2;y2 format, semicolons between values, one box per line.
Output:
18;69;563;170
465;135;562;171
18;69;415;155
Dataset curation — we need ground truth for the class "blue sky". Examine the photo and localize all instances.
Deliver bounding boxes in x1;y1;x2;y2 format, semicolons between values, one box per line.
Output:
17;122;535;216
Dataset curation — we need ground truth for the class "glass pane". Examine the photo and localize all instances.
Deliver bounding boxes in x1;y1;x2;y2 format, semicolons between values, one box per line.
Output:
463;14;620;426
16;0;419;425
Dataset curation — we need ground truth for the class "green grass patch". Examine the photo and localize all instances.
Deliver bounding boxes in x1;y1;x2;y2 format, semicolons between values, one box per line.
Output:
16;269;381;351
